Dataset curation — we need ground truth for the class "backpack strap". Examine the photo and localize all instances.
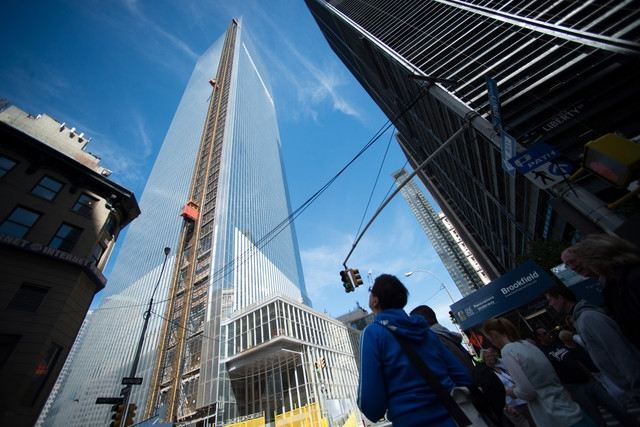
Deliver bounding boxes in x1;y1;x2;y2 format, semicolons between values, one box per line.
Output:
385;326;471;427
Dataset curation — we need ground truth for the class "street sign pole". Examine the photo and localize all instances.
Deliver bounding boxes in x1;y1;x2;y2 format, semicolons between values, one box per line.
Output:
119;248;170;426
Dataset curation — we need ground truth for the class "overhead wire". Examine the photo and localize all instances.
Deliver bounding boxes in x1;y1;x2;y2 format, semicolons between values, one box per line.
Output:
354;126;395;239
203;84;433;289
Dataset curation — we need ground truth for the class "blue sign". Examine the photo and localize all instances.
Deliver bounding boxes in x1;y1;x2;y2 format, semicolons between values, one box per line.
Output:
509;142;559;174
450;260;555;330
547;159;575;176
486;77;502;131
501;132;517;176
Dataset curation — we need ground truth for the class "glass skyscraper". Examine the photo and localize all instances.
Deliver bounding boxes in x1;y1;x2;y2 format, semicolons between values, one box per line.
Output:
43;19;359;427
393;168;489;297
306;0;640;277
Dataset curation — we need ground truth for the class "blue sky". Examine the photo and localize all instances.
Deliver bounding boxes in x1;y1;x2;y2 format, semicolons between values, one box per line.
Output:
0;0;463;329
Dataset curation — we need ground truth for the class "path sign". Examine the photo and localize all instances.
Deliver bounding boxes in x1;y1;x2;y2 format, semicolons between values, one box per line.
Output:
523;163;564;189
548;159;575;176
508;142;559;174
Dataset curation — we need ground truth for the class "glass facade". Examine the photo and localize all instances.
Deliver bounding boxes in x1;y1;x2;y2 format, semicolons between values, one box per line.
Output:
40;34;227;427
148;21;326;426
306;0;640;277
43;18;357;427
217;297;359;426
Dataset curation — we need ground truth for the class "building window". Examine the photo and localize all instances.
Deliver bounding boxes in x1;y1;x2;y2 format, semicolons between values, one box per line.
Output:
21;342;63;406
0;206;41;238
7;284;49;312
31;175;64;201
72;193;98;217
90;243;106;265
0;334;21;369
49;223;82;252
0;155;17;177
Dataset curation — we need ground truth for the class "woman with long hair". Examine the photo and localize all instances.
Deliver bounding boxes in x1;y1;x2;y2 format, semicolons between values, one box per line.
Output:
482;318;594;427
561;234;640;349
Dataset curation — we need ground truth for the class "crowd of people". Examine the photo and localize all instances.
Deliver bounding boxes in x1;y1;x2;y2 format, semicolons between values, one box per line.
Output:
357;234;640;427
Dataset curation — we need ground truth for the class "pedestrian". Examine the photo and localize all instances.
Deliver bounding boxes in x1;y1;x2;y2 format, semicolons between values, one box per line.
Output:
477;347;533;427
358;274;474;427
561;234;640;349
534;328;637;426
411;305;475;373
558;330;626;404
481;318;594;427
544;285;640;401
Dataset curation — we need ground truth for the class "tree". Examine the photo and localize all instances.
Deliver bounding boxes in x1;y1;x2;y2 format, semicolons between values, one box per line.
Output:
516;239;569;271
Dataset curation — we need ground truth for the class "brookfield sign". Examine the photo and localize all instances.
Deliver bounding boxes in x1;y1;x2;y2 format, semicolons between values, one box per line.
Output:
450;260;554;330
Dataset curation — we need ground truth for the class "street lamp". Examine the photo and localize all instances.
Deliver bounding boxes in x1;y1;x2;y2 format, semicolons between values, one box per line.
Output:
120;247;171;426
404;269;456;304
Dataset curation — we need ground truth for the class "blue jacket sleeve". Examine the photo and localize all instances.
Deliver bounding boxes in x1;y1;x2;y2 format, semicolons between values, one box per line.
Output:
357;325;387;421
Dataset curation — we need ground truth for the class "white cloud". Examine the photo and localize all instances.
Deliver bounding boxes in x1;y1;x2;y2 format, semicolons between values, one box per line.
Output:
300;207;442;316
133;113;153;158
120;0;198;61
247;3;362;120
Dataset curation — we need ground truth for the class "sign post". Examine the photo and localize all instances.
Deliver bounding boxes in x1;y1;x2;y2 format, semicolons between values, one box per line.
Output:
486;77;516;176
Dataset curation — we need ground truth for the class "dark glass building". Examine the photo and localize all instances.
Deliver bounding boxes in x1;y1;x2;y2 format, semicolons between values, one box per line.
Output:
306;0;640;276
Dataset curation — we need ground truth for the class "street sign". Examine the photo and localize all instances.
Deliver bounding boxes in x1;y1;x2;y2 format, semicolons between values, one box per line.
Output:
96;397;124;405
547;159;575;176
501;132;517;176
486;77;502;131
122;377;143;385
523;162;565;189
508;142;559;174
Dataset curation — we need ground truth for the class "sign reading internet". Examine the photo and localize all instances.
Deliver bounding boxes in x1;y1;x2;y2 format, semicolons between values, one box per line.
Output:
450;260;554;330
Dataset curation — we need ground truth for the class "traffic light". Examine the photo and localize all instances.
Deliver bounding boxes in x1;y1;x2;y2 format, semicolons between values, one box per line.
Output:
125;403;137;426
350;269;363;287
340;270;354;293
110;403;124;427
449;311;458;325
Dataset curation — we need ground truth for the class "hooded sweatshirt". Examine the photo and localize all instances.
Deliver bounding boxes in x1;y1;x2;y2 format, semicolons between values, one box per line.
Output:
357;309;473;427
430;323;476;373
572;300;640;392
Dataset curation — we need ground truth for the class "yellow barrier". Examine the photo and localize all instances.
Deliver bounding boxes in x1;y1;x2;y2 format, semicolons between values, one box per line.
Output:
225;415;266;427
342;411;359;427
275;402;328;427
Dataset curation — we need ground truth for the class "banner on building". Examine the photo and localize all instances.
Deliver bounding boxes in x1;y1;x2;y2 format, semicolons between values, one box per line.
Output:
450;260;555;330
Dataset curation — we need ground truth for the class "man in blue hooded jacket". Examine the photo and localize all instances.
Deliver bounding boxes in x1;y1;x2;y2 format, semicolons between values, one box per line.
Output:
358;274;473;426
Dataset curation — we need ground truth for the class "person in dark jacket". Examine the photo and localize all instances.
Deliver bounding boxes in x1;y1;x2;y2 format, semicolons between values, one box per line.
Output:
545;285;640;400
358;274;473;427
411;305;476;374
534;328;637;427
561;233;640;350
